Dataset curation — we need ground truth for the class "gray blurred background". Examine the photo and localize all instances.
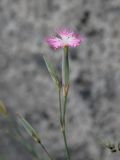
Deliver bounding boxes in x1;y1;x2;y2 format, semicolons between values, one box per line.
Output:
0;0;120;160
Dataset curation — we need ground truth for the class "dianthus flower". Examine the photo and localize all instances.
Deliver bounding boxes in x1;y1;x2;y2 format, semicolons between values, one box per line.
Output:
46;28;85;49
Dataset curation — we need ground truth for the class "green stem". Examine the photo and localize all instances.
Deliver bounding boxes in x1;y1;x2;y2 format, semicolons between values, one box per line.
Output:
61;46;71;160
62;94;71;160
62;95;67;126
62;127;71;160
58;88;62;125
40;143;54;160
62;46;69;86
58;90;71;160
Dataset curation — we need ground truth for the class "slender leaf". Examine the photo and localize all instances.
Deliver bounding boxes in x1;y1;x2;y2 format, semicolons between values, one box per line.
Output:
17;113;41;143
0;101;8;117
43;56;61;89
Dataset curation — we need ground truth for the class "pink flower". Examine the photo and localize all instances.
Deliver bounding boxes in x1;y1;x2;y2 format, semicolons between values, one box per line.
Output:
46;28;85;49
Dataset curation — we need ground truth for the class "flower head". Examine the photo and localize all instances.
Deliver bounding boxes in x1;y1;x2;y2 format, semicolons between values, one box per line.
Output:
46;28;85;49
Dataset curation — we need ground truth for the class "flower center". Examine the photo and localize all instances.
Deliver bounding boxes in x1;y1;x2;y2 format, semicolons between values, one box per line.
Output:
62;36;71;45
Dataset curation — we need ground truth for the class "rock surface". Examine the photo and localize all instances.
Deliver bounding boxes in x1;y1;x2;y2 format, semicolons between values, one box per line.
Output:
0;0;120;159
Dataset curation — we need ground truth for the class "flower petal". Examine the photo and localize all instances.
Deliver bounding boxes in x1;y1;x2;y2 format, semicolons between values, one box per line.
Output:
46;36;63;49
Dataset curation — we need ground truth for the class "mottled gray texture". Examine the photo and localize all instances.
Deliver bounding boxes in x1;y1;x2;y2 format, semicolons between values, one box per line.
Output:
0;0;120;160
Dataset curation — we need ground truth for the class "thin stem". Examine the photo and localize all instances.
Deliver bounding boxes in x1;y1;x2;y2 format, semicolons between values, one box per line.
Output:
40;143;54;160
58;87;71;160
62;94;71;160
61;46;71;160
62;95;67;126
62;127;71;160
62;46;69;86
58;88;62;125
